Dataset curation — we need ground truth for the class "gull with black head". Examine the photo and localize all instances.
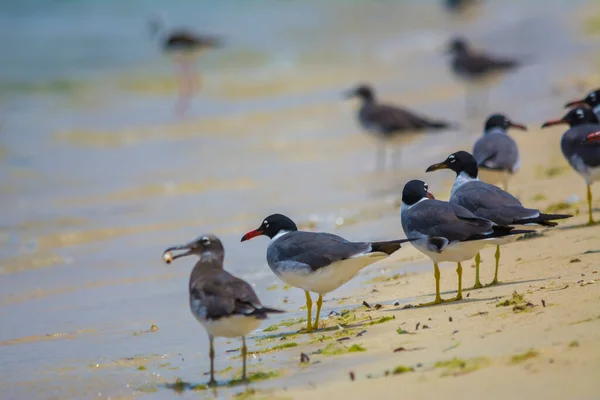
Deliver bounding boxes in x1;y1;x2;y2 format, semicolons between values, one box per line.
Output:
345;83;456;170
541;106;600;225
241;214;413;332
400;180;533;303
472;114;527;191
426;151;572;288
565;88;600;120
163;234;284;386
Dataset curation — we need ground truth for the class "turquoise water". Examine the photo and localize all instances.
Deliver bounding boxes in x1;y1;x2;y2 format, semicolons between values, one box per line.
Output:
0;0;596;398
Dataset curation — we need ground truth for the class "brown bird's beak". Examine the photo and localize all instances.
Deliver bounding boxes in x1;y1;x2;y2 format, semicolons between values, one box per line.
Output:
425;162;449;172
162;241;196;264
241;228;264;242
541;119;567;129
508;121;527;131
426;192;435;200
565;99;586;108
584;131;600;144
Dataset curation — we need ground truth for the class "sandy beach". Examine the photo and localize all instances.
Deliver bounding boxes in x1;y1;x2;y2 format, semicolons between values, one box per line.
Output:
221;125;600;400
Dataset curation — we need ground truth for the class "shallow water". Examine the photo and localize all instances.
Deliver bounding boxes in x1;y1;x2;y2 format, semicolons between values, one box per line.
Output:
0;0;598;398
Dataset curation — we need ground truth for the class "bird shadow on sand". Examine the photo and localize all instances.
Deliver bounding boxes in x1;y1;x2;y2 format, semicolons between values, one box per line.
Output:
389;295;499;311
557;221;600;231
462;276;549;292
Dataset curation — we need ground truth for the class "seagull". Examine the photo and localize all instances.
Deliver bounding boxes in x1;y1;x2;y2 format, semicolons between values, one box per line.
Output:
541;106;600;225
345;83;456;170
472;113;527;191
426;151;572;287
565;88;600;120
447;37;521;117
148;16;222;117
241;213;412;332
400;180;533;303
162;234;284;386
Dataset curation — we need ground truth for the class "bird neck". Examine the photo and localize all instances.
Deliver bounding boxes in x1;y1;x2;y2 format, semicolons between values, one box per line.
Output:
484;127;508;136
188;252;224;287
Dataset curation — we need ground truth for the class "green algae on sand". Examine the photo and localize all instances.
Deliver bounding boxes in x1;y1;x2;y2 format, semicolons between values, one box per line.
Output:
317;342;366;356
434;357;491;377
509;349;539;365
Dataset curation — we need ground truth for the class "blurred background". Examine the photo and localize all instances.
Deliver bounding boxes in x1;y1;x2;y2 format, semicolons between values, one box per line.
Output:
1;0;599;398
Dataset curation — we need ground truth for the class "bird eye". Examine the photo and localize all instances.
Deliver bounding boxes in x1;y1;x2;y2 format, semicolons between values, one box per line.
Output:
263;220;269;228
424;183;428;190
591;93;596;101
200;236;210;245
577;109;584;118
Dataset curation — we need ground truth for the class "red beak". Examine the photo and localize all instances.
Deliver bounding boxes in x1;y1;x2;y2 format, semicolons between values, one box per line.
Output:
508;121;527;131
426;191;435;200
541;119;566;129
584;131;600;143
565;99;586;108
241;229;263;242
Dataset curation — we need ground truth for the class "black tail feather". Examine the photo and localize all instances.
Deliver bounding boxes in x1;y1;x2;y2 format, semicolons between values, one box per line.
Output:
370;238;417;255
465;226;535;242
514;213;572;227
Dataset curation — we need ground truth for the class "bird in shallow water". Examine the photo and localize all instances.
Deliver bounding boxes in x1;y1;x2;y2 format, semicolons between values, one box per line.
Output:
241;213;412;332
163;234;283;386
345;83;455;170
400;180;533;303
565;88;600;120
426;151;572;288
447;37;521;118
472;113;527;191
541;107;600;225
148;16;222;117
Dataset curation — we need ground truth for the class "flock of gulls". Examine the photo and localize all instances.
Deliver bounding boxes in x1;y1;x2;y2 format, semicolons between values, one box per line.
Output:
155;0;600;388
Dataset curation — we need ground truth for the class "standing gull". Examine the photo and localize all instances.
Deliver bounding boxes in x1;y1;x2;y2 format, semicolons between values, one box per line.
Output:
163;234;283;386
148;17;222;116
447;37;521;117
241;214;412;332
472;113;527;191
565;88;600;120
400;180;533;304
345;84;456;170
541;107;600;225
426;151;572;287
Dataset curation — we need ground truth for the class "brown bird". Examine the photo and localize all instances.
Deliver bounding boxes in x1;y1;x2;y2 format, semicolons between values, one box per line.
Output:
447;37;521;118
149;16;222;117
163;234;283;386
345;84;456;170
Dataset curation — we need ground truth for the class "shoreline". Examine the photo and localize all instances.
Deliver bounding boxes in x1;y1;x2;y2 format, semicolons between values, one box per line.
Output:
201;125;600;399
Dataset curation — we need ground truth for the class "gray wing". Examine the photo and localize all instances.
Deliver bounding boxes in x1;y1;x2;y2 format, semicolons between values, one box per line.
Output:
451;181;538;225
191;271;263;320
270;231;371;271
562;125;600;169
406;200;494;242
473;133;519;172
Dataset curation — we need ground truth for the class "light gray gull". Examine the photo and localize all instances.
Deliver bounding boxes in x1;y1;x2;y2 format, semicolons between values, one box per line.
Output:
241;213;413;332
163;234;283;386
345;83;456;170
541;106;600;225
565;88;600;120
400;180;533;304
426;151;572;287
472;114;527;191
